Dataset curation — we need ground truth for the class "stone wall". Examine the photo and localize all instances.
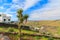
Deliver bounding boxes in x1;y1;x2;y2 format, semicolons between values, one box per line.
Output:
0;23;18;28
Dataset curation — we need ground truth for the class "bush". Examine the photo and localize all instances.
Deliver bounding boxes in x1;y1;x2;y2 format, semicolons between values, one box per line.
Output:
48;37;54;40
8;27;15;32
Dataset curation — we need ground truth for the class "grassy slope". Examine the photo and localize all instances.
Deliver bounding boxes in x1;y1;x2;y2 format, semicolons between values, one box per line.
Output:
0;20;60;40
0;27;37;34
26;20;60;35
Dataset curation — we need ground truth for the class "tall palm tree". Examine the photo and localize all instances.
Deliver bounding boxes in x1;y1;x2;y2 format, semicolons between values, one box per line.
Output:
23;14;29;24
17;8;24;40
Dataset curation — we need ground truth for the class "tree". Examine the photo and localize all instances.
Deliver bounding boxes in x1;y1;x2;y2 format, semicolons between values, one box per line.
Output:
17;8;24;23
23;14;29;24
17;8;24;40
17;8;29;40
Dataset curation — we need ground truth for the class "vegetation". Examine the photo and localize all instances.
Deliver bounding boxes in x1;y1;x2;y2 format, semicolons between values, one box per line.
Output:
17;8;24;40
23;14;29;24
1;8;60;40
8;27;15;32
17;8;29;40
0;25;60;40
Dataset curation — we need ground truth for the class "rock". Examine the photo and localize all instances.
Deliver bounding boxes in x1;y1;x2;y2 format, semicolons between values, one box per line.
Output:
1;36;10;40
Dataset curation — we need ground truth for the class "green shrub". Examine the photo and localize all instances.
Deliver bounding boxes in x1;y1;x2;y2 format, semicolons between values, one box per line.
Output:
48;37;54;40
8;27;15;32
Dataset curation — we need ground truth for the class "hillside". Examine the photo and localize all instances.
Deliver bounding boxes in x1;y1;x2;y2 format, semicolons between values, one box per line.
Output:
26;20;60;27
26;20;60;36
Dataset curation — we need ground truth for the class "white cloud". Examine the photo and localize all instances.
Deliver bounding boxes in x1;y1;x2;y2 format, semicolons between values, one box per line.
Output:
23;0;40;10
3;3;12;5
11;18;18;21
29;0;60;20
0;12;12;16
12;0;41;10
0;6;5;9
6;14;12;16
5;0;24;14
0;12;3;14
12;0;19;3
0;0;42;21
3;0;60;21
4;4;19;14
5;0;41;15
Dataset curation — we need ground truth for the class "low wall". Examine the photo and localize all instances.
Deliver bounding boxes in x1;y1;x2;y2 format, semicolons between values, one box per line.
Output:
0;23;31;30
0;23;18;28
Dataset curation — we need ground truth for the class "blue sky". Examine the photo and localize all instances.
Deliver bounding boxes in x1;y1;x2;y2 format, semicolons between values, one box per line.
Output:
0;0;60;21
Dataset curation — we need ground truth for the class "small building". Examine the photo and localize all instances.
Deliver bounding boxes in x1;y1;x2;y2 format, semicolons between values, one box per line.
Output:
0;13;11;23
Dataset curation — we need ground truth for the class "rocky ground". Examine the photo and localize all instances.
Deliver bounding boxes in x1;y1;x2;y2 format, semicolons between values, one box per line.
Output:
0;34;10;40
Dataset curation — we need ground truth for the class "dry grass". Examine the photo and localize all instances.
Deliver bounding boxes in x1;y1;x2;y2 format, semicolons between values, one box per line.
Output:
26;20;60;27
25;20;60;36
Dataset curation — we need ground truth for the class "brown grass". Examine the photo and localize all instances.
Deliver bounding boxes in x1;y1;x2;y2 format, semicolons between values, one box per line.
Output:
26;20;60;27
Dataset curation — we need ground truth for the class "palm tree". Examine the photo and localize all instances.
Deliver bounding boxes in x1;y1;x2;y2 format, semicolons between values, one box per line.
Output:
17;8;24;40
23;14;29;24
